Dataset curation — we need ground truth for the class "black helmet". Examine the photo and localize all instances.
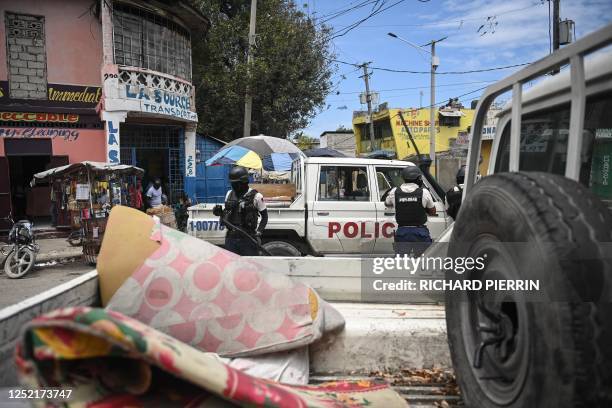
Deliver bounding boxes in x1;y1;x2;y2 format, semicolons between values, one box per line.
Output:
401;166;422;183
229;166;249;183
456;165;466;184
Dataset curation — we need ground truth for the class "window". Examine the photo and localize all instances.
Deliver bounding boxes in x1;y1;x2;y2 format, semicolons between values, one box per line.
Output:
113;4;192;80
376;167;404;200
439;115;460;127
495;91;612;199
319;166;370;201
376;166;439;202
292;159;302;195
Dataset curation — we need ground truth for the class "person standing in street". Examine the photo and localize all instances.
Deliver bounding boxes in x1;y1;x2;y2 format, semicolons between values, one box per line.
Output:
445;166;465;221
146;177;163;208
385;166;436;256
213;166;268;256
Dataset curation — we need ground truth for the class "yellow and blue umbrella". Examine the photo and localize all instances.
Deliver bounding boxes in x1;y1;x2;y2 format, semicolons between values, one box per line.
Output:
262;152;302;171
205;145;262;170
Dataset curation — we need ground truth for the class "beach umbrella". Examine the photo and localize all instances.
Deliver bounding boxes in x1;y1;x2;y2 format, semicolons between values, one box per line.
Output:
225;135;305;157
262;152;302;171
303;148;346;158
205;145;262;169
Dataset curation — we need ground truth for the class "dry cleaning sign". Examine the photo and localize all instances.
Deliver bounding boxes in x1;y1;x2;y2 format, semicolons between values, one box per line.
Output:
124;85;197;121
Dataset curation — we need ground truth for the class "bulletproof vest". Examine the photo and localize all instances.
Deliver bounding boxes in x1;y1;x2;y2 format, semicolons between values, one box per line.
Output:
394;187;428;227
225;189;259;232
445;186;463;220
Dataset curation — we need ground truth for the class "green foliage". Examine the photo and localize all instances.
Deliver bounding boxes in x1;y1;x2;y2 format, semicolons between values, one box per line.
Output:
192;0;335;141
291;132;318;150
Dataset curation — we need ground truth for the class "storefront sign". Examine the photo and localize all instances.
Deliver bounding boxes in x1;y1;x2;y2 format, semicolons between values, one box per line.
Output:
0;112;79;123
48;86;101;104
482;126;497;140
124;85;197;121
0;82;101;112
106;121;120;163
0;127;79;141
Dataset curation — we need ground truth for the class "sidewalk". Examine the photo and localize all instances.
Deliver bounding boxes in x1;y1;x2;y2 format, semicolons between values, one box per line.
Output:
1;238;83;264
36;238;83;263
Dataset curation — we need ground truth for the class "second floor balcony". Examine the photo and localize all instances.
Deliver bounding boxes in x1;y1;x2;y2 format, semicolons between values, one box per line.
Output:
102;1;208;122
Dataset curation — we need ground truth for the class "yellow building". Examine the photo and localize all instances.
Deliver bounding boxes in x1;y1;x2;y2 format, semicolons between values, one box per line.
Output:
352;104;475;160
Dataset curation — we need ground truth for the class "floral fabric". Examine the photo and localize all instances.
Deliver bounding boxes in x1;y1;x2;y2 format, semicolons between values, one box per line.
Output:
17;307;407;407
106;222;344;358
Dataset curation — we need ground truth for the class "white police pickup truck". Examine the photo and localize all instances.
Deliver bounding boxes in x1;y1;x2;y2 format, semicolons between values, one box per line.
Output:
188;157;450;256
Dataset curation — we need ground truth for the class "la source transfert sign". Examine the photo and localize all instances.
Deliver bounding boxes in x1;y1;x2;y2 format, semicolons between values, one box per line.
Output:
124;85;197;122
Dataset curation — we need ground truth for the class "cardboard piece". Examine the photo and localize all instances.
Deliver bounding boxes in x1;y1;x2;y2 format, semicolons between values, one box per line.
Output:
97;206;159;306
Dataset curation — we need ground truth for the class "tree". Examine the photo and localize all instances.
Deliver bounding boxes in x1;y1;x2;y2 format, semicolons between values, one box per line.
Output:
192;0;335;141
291;132;318;150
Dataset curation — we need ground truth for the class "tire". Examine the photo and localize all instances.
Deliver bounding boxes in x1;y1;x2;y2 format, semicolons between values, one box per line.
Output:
68;233;83;247
4;247;36;278
446;172;612;408
262;240;302;256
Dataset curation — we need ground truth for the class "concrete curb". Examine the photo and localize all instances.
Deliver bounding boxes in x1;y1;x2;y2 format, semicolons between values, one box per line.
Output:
311;303;451;375
35;249;83;264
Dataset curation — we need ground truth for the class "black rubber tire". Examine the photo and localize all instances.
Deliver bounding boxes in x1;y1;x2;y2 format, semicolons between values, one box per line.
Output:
262;240;302;256
446;172;612;408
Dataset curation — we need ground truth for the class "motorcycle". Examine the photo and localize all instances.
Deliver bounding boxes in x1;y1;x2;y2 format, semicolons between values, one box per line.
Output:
67;227;84;247
1;213;39;278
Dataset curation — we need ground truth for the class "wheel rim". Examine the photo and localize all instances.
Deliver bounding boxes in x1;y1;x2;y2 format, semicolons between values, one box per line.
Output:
459;236;530;405
7;248;33;276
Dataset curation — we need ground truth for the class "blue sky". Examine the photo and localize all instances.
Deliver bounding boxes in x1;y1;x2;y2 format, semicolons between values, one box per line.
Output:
301;0;612;138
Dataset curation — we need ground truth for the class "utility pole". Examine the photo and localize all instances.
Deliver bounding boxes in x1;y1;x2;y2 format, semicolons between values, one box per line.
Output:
360;62;376;151
429;41;437;163
552;0;560;52
551;0;560;74
424;37;446;165
243;0;257;138
387;32;445;165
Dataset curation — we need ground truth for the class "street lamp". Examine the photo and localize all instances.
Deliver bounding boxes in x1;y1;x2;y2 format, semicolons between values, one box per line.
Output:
387;32;446;167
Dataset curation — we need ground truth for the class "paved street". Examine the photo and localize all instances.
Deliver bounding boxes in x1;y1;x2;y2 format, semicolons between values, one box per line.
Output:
0;260;94;309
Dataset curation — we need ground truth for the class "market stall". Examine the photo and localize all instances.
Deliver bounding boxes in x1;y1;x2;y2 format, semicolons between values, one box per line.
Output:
31;161;144;264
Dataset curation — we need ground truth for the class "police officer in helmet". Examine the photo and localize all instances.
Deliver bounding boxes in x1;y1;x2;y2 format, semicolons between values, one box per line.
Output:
213;166;268;256
445;165;465;221
385;165;436;256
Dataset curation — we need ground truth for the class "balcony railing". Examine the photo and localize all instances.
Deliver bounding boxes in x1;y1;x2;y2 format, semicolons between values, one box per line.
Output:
117;65;195;107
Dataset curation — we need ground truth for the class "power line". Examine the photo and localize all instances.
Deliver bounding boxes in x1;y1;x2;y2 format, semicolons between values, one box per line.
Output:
333;2;544;29
319;0;380;24
331;80;498;96
328;0;409;40
330;58;531;74
371;62;531;74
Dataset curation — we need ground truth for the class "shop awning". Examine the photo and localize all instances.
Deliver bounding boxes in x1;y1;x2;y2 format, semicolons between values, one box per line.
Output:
438;110;465;117
31;161;144;186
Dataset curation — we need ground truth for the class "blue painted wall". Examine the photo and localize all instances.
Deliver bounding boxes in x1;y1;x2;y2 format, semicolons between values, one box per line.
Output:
196;134;230;203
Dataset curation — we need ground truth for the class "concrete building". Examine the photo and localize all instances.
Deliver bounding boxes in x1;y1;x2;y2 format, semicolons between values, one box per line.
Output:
99;1;208;202
0;0;208;222
352;101;474;160
320;130;356;157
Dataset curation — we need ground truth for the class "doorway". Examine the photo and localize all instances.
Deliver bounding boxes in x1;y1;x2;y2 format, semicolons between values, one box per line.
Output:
8;155;51;220
120;124;185;205
4;138;53;223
